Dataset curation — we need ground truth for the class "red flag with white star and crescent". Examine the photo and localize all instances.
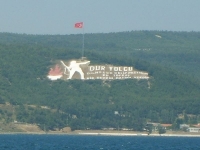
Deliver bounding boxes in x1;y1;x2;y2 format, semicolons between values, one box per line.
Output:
74;22;83;28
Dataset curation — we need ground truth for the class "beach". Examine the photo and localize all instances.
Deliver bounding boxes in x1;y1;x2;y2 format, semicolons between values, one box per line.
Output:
1;130;200;137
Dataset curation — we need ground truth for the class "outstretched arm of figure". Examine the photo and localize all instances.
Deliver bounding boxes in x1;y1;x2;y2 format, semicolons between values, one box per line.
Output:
60;61;70;70
77;61;90;65
60;60;69;69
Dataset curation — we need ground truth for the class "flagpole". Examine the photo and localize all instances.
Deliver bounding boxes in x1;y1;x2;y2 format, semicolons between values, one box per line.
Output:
75;22;84;60
82;25;84;60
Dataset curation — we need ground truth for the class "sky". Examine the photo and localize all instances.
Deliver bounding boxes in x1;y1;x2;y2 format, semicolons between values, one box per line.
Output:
0;0;200;35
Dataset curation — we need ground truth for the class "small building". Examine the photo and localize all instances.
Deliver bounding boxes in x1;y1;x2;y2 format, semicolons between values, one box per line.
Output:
145;122;161;131
161;124;172;130
180;124;189;129
192;123;200;128
188;128;200;133
114;111;119;115
72;115;77;119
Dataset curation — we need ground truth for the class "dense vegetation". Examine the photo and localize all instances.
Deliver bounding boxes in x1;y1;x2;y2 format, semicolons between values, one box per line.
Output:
0;31;200;131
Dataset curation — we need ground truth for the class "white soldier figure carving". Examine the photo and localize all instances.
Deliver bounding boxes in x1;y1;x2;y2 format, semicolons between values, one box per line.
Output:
61;60;90;79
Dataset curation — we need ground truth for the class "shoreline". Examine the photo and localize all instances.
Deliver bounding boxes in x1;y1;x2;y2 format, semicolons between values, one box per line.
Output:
1;131;200;137
78;132;200;137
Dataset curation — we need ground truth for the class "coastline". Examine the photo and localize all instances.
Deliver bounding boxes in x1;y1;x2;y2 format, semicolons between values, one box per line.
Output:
78;132;200;137
1;130;200;137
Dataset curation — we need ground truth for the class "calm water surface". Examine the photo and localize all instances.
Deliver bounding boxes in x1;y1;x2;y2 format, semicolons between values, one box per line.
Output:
0;134;200;150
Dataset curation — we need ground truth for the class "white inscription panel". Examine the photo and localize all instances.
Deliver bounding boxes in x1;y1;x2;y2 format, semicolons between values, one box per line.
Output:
85;65;149;80
47;59;149;80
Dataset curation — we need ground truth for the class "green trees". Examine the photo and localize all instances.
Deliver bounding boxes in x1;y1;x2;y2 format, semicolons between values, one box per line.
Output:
0;31;200;131
158;125;166;134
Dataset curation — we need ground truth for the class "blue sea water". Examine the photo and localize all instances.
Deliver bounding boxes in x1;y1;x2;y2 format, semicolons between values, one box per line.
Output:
0;134;200;150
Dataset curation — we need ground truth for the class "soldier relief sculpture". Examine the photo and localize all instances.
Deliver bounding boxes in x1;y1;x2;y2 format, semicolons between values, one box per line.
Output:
60;60;90;79
47;59;149;81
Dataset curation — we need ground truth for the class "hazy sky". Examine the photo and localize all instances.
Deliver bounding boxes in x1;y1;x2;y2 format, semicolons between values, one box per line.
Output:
0;0;200;34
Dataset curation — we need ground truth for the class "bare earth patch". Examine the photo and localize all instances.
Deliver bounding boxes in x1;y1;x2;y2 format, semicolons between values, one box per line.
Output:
14;124;43;132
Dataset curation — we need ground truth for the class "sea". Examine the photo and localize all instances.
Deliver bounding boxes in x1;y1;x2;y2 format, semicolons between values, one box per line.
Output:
0;134;200;150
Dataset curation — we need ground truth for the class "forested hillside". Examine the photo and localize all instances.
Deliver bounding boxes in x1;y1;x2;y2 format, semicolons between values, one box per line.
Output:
0;31;200;131
1;31;200;79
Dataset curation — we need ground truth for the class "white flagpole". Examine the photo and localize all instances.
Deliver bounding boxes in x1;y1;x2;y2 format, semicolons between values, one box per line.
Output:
82;23;85;60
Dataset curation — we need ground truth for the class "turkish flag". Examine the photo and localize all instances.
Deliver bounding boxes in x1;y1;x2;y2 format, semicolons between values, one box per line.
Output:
74;22;83;28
